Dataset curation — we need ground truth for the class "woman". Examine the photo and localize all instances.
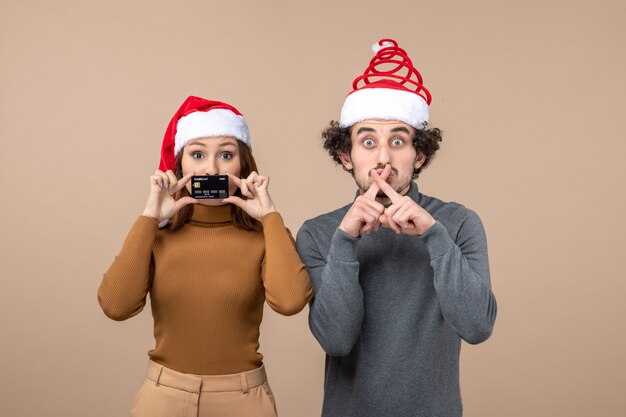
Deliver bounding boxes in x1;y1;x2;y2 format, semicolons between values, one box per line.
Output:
98;96;312;417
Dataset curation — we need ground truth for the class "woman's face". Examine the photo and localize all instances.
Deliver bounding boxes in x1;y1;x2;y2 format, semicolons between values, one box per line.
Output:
181;136;241;205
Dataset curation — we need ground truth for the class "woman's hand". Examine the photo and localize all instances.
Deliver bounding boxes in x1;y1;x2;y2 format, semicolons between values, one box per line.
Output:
142;170;197;222
223;171;276;220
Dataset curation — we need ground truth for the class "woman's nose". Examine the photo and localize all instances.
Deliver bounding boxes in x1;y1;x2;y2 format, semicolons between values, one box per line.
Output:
202;160;219;175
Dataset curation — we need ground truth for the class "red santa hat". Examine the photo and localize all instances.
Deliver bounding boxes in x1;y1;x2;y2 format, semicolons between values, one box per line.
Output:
339;39;432;130
159;96;250;171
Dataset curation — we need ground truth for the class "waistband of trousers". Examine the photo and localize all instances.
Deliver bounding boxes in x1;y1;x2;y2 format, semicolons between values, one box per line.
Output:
145;361;267;394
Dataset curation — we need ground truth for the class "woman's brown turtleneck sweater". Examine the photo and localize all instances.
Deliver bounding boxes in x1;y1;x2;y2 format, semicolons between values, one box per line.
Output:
98;204;312;375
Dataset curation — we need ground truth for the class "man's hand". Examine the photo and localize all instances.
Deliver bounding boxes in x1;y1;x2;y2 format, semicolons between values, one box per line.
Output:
338;165;392;238
371;169;436;236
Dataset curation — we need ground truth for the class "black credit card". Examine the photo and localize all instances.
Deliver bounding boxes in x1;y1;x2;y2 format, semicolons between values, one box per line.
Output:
191;175;229;199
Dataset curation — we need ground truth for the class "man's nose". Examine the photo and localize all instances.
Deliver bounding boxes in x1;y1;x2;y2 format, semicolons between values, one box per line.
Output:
377;146;390;166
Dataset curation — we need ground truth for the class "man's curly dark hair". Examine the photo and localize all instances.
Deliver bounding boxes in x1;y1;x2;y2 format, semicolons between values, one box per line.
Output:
321;121;443;178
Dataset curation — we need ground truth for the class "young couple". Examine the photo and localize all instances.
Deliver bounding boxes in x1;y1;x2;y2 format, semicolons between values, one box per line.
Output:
99;39;497;417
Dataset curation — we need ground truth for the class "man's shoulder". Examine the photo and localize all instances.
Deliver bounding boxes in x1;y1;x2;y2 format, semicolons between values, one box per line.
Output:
418;190;480;226
296;203;352;250
301;203;351;230
419;191;465;213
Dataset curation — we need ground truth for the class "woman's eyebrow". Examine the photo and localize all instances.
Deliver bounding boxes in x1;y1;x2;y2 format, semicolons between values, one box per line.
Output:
217;142;237;148
187;140;237;148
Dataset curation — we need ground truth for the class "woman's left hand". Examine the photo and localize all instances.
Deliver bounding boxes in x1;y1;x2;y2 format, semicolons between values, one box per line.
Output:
223;171;276;220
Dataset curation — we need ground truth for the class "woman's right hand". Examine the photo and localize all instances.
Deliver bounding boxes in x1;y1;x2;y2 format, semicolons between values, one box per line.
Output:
142;170;197;222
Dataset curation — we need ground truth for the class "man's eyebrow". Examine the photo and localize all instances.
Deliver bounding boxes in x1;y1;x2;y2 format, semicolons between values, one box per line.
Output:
390;126;411;134
356;127;376;135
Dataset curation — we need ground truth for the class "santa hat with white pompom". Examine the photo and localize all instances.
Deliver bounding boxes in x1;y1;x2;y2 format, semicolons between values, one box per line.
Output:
159;96;250;171
339;39;432;130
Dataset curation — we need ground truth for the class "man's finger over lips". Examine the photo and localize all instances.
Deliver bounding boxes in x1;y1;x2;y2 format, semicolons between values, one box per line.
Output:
364;164;391;200
370;168;402;204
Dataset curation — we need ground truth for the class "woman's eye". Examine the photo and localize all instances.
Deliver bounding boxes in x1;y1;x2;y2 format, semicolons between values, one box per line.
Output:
391;138;404;147
363;138;375;147
191;151;203;159
220;152;233;160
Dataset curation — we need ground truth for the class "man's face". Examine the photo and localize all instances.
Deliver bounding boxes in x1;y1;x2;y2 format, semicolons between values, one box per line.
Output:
339;120;425;200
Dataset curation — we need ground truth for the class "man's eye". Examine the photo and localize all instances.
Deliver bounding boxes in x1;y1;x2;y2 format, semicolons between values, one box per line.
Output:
391;138;404;147
363;139;375;147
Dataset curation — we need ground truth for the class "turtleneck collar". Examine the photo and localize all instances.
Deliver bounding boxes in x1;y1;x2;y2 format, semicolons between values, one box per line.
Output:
406;181;422;203
188;203;233;227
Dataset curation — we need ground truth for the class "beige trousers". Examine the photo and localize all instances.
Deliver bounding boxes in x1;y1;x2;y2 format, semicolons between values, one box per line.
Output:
130;361;278;417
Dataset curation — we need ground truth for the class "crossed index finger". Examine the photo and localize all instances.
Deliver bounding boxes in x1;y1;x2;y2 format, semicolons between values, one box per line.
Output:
363;179;381;200
363;164;392;199
370;169;402;204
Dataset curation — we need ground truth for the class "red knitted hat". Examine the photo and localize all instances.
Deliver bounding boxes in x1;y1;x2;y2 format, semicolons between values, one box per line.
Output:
159;96;250;171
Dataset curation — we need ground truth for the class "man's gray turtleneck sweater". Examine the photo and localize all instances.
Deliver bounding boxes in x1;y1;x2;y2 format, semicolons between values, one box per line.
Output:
296;182;497;417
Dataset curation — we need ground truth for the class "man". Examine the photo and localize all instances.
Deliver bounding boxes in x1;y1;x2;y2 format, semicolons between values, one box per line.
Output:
296;39;497;417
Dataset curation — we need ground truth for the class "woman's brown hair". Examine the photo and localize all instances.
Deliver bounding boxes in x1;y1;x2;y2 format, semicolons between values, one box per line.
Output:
168;139;261;232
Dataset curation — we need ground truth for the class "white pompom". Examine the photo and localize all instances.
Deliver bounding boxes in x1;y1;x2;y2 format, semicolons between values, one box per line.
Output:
372;41;394;54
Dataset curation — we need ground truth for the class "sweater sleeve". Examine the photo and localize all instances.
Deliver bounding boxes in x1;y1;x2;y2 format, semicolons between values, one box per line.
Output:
419;210;497;344
296;225;364;357
97;215;157;321
260;212;312;316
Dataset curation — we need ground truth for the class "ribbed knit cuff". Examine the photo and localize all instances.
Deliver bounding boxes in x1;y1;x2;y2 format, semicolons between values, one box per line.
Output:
329;228;360;262
261;211;283;229
419;221;454;260
136;215;160;231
